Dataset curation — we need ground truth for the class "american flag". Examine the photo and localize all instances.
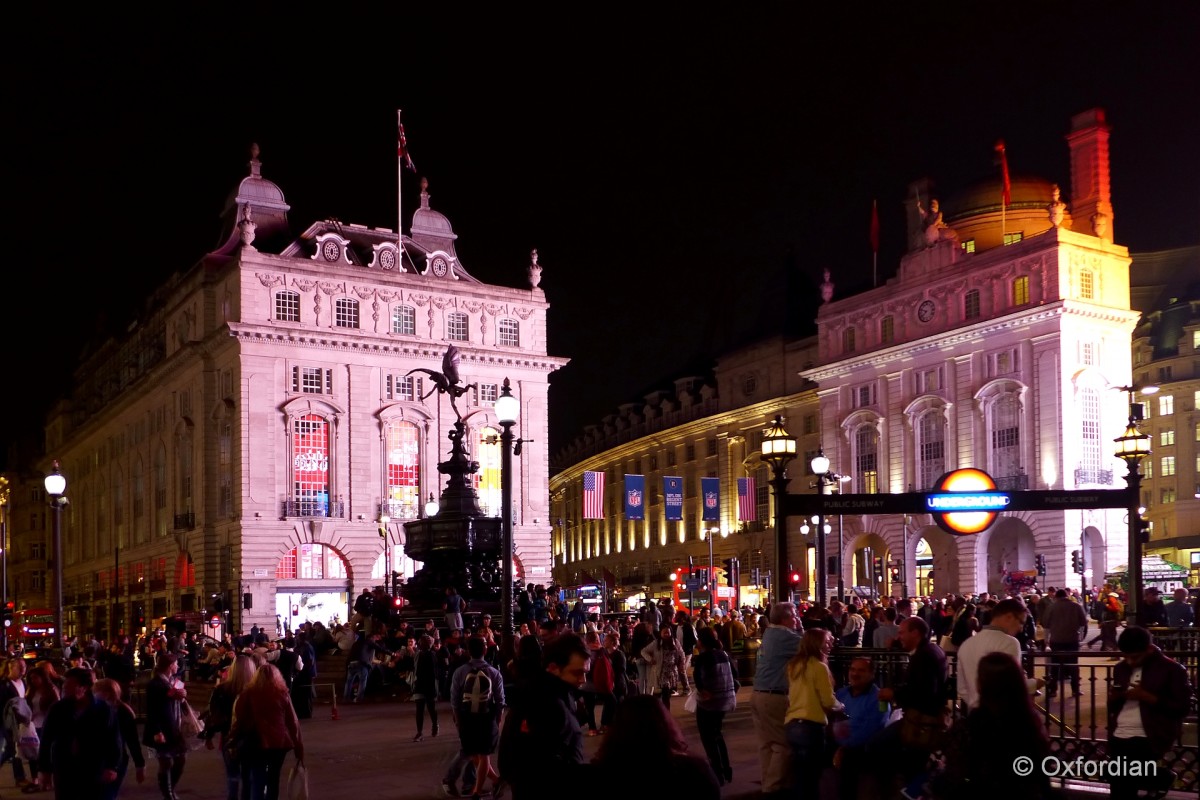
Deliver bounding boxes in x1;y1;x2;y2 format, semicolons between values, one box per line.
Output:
737;477;756;522
583;471;605;520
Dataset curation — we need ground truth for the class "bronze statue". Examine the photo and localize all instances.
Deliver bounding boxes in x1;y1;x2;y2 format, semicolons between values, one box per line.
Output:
406;345;477;420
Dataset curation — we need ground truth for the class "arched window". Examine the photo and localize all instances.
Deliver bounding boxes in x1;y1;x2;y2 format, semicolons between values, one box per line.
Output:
1077;387;1107;485
854;426;879;494
476;426;501;516
154;444;167;538
177;430;193;513
392;305;416;335
335;298;360;329
219;420;233;518
275;291;300;322
991;393;1022;481
917;410;946;490
276;543;347;580
292;414;331;516
385;421;421;519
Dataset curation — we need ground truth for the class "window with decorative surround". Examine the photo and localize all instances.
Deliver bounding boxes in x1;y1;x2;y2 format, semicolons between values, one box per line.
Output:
385;421;421;519
854;426;879;494
1012;275;1030;305
844;327;856;353
476;427;501;516
1080;270;1095;300
392;305;416;335
292;414;331;516
275;291;300;322
499;318;520;347
386;374;421;402
293;366;333;395
479;383;498;405
880;316;894;345
335;298;360;329
964;289;981;320
917;410;946;491
447;312;469;342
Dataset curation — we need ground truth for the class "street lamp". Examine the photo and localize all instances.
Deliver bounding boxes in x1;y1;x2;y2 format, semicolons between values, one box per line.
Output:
0;476;9;652
379;515;390;593
423;492;439;518
495;377;520;640
760;414;797;605
808;447;847;608
1113;401;1151;622
44;462;67;652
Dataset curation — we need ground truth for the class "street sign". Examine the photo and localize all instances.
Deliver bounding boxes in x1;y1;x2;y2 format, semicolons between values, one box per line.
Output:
684;578;704;591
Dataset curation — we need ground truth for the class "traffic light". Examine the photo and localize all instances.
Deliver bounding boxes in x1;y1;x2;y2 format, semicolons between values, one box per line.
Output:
751;567;761;587
2;601;13;628
135;604;145;627
721;558;740;586
391;570;402;596
872;557;884;580
890;566;901;584
1071;550;1082;574
789;565;801;586
1136;517;1151;544
1036;554;1047;576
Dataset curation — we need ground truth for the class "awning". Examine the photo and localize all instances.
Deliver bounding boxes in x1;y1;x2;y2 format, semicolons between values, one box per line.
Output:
1108;554;1190;580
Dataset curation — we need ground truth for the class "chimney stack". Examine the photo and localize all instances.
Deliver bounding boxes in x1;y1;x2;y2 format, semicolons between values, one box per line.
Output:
1065;108;1114;241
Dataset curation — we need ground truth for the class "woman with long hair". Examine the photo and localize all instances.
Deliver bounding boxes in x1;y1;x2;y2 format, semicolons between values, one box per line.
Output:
92;678;147;800
142;651;189;800
639;625;686;709
592;694;719;797
228;664;304;800
412;635;439;741
692;627;737;785
205;654;258;800
932;653;1052;799
785;628;842;800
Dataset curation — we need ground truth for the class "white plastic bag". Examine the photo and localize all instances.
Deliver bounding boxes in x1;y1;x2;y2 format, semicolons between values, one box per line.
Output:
288;761;309;800
683;687;698;713
16;721;39;761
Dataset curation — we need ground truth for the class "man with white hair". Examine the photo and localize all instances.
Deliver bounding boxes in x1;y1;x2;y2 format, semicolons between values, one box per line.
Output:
750;602;801;798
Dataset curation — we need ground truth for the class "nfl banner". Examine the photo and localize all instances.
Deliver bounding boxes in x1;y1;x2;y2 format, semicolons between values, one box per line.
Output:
737;477;756;522
624;474;646;521
701;477;720;521
663;476;684;521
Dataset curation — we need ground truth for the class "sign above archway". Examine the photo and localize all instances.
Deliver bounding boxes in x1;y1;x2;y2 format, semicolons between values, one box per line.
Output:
928;468;1007;535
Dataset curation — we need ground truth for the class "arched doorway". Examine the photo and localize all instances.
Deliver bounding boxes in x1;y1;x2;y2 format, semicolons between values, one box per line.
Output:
850;533;890;600
910;525;960;598
275;544;350;634
983;518;1037;596
1081;526;1106;593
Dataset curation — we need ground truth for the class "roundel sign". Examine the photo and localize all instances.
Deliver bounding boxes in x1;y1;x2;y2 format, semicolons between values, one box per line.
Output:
926;468;1010;535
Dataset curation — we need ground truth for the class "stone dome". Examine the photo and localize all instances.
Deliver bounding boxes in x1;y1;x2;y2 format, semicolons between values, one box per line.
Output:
411;204;455;238
945;175;1057;222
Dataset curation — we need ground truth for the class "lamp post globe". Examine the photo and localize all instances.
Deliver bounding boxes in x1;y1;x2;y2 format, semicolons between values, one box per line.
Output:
760;415;797;605
424;493;439;518
44;463;67;652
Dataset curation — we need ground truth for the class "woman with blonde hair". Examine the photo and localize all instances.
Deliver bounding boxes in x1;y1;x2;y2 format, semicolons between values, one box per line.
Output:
784;628;843;800
228;664;304;800
92;678;147;800
205;654;258;800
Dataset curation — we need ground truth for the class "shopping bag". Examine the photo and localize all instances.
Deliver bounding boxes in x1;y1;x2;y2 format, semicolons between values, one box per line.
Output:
288;762;310;800
179;700;204;742
16;722;39;761
683;688;698;713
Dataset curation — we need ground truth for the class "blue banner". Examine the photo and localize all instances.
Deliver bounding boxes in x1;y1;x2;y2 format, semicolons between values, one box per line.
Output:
701;477;720;521
624;474;645;520
664;476;684;521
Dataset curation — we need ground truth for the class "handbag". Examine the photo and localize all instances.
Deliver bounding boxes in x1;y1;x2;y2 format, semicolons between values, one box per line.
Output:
288;761;309;800
16;721;39;761
179;700;204;742
683;687;698;713
937;634;956;653
899;708;948;750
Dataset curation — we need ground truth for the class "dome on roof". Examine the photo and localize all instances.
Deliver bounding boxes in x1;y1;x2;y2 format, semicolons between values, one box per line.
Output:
944;175;1057;221
411;205;454;237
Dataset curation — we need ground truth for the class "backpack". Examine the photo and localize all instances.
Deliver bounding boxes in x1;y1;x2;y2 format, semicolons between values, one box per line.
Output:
592;650;614;694
460;668;495;716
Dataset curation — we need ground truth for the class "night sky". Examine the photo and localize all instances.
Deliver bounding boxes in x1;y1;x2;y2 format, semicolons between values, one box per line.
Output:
4;6;1199;468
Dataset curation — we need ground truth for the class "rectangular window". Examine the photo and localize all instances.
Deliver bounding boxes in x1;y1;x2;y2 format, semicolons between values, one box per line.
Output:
275;291;300;322
844;328;856;353
1161;456;1176;476
447;312;469;342
335;298;360;329
1160;487;1176;504
856;385;874;408
995;351;1011;374
1160;429;1175;447
1143;459;1152;479
392;305;416;335
707;439;718;458
1012;276;1030;305
803;415;818;435
880;316;894;345
686;444;696;462
480;383;498;405
964;290;981;320
1079;270;1095;300
666;450;676;467
1003;232;1024;245
1158;366;1173;383
918;369;940;393
1081;342;1095;365
294;367;329;394
498;319;520;347
961;239;976;254
1159;395;1174;415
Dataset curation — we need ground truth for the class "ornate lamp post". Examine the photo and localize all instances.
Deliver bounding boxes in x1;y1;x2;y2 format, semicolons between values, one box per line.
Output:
800;448;847;608
1113;386;1152;622
44;462;67;651
495;378;521;640
379;515;391;594
760;415;797;605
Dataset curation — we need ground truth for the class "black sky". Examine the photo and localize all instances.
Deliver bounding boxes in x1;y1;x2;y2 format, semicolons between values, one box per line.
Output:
4;5;1199;467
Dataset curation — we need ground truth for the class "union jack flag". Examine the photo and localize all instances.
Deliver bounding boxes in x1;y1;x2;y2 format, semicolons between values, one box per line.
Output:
583;471;605;520
397;110;416;172
737;477;756;522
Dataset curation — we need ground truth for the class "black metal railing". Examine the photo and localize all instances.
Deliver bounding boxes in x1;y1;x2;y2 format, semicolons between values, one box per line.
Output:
172;512;195;530
1074;467;1114;486
824;646;1198;794
281;497;346;518
995;473;1029;491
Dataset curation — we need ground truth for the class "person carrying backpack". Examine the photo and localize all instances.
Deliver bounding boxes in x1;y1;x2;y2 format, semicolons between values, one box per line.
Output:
450;637;505;799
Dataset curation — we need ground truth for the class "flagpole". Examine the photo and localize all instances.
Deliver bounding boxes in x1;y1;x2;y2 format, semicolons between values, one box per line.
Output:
397;109;404;256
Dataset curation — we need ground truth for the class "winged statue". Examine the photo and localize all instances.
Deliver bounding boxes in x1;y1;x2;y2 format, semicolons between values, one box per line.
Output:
406;346;478;420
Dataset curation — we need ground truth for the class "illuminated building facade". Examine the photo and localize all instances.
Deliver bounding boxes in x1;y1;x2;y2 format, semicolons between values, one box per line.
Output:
36;150;564;638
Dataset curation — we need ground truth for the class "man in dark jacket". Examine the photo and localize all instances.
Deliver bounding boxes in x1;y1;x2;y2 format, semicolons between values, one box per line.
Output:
1135;587;1168;627
1107;626;1192;800
497;633;589;800
37;667;122;798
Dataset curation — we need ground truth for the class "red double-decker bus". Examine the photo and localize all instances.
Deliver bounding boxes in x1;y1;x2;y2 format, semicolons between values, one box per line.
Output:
11;608;56;650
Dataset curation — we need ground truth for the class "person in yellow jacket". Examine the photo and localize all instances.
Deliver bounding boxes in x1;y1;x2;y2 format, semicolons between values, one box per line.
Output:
784;629;843;800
